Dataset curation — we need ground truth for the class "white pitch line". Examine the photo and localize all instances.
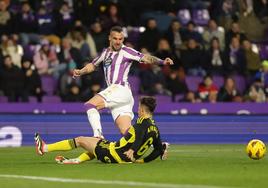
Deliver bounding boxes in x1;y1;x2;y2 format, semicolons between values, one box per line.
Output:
169;149;243;153
0;174;233;188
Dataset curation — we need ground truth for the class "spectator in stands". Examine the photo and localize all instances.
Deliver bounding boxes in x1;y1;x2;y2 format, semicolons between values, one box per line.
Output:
0;55;27;102
181;38;207;76
34;0;56;14
203;19;225;50
79;58;103;101
140;64;171;96
224;36;247;75
66;20;97;59
36;5;55;35
179;91;201;103
15;1;40;46
242;39;261;79
225;22;247;48
33;39;58;75
154;38;181;73
216;0;240;29
240;0;254;17
183;21;203;45
73;0;96;26
254;60;268;93
1;34;24;68
21;59;43;102
90;21;108;53
206;37;226;75
36;6;60;45
197;74;219;102
55;1;75;37
217;76;242;102
57;37;82;71
165;19;184;59
100;3;124;32
0;0;13;36
253;0;268;23
166;69;188;102
244;78;267;102
62;82;83;102
138;17;161;53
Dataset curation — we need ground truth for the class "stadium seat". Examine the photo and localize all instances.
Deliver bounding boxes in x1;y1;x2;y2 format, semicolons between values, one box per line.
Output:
213;75;224;89
192;9;210;26
258;44;268;60
155;95;171;102
42;96;61;103
28;96;38;103
177;9;191;25
233;75;247;94
0;96;8;103
185;76;202;92
41;75;57;96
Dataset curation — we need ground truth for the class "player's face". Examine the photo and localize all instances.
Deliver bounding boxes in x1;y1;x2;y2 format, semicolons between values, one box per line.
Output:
109;31;124;51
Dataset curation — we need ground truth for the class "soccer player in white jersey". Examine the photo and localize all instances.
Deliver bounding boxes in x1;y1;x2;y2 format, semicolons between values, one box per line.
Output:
73;26;173;138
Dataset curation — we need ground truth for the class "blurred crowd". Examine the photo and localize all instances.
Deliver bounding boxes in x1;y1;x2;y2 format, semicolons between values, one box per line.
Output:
0;0;268;103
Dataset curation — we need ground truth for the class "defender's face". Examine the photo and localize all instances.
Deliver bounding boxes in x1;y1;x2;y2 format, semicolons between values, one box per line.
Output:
109;31;124;51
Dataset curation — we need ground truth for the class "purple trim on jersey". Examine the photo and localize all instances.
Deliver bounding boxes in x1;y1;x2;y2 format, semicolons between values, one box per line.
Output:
122;47;144;59
84;103;96;111
115;56;129;85
109;53;119;84
104;52;113;85
92;48;106;66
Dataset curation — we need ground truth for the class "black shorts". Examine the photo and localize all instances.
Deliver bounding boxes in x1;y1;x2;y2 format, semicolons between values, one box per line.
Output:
95;139;117;163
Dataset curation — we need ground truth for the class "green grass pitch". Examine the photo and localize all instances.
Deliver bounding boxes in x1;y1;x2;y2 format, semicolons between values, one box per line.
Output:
0;144;267;188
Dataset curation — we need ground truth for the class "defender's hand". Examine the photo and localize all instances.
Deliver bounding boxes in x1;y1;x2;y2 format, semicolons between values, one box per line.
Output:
124;149;135;162
161;142;170;160
163;58;173;65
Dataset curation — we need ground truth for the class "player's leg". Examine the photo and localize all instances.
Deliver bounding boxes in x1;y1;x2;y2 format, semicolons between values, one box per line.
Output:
115;115;132;135
84;94;105;138
34;133;78;155
111;91;134;135
55;137;100;164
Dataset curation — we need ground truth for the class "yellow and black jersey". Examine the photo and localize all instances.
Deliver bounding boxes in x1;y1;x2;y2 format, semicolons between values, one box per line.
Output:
109;117;164;163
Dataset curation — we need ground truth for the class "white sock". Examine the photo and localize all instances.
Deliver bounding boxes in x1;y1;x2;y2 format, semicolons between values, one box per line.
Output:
86;108;103;137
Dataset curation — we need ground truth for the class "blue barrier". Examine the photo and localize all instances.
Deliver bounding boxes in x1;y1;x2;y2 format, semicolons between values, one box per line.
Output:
0;115;267;146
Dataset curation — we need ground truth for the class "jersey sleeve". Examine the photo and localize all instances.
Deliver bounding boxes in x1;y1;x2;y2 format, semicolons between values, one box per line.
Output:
122;47;144;62
91;48;106;66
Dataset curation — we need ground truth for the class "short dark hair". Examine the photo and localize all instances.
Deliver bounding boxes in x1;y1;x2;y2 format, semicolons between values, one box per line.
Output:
140;96;156;113
110;26;123;33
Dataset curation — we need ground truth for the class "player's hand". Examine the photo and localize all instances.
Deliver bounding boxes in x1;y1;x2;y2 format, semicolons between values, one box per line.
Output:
161;142;170;160
124;149;135;162
163;58;173;65
72;69;81;79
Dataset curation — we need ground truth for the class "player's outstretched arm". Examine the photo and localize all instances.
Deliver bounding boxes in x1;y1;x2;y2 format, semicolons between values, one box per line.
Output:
141;54;174;65
73;63;96;78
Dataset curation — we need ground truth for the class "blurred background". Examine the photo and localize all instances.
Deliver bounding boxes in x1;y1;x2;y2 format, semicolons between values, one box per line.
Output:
0;0;268;147
0;0;268;105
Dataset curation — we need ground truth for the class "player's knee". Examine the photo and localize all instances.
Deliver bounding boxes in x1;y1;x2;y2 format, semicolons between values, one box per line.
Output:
75;136;86;146
119;126;130;135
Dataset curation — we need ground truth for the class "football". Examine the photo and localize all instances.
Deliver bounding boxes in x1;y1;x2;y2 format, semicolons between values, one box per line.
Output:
246;139;266;160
